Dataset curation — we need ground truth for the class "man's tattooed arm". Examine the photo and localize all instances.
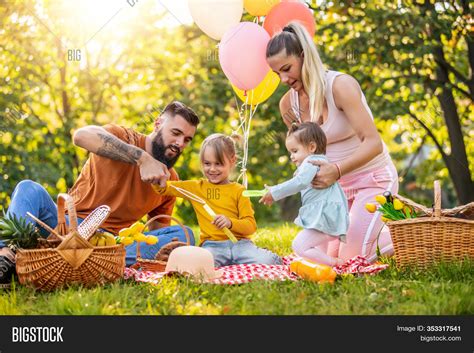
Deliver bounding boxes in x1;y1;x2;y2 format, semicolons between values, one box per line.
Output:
73;125;169;184
96;132;143;164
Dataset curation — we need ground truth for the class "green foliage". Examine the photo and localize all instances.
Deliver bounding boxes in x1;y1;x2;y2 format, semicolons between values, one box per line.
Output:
312;0;473;204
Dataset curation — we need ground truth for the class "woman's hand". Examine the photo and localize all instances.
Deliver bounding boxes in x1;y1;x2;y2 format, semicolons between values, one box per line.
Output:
212;215;232;229
309;160;340;189
259;191;274;206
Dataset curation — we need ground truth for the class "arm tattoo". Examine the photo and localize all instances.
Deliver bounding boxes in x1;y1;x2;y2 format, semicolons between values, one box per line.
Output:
96;132;143;164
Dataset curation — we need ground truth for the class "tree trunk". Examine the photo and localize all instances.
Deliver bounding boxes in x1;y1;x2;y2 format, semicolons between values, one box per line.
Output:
421;0;474;205
432;46;474;204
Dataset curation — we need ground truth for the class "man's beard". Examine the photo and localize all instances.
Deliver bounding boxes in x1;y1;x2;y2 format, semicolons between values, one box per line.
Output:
151;131;182;168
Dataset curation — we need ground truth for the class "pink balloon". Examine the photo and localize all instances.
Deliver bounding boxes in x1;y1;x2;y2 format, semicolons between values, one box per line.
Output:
263;2;315;37
219;22;270;91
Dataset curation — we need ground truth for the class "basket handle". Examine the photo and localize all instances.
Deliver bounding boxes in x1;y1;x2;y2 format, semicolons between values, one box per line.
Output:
26;212;65;241
57;193;78;232
433;180;441;218
135;215;191;259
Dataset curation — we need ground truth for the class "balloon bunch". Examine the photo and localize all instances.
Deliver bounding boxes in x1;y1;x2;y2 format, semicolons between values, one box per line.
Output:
187;0;315;187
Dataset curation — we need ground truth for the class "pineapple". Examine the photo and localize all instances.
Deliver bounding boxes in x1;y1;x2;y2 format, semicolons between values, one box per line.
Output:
0;212;41;250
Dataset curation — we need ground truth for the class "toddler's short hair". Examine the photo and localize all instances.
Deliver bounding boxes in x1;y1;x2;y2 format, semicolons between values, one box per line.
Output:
287;122;327;154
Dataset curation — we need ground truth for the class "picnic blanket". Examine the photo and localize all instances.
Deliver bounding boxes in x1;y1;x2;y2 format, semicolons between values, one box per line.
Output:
123;254;389;285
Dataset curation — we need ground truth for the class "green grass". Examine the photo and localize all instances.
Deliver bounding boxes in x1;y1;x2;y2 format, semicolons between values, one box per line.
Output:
1;223;473;315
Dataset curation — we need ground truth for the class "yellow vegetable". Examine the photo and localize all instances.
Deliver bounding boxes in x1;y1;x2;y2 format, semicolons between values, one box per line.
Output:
89;235;100;246
375;195;387;205
365;203;377;213
393;199;404;210
104;234;116;246
97;237;106;247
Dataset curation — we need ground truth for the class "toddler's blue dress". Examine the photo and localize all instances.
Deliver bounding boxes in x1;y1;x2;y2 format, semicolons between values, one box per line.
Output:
270;154;349;238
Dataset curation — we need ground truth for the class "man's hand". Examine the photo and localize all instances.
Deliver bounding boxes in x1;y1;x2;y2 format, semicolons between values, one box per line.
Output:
259;191;274;206
212;215;232;229
137;152;170;187
309;160;339;189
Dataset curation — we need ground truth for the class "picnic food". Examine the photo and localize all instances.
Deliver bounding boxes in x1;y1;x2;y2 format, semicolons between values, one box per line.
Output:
88;231;116;246
289;258;337;283
0;213;40;250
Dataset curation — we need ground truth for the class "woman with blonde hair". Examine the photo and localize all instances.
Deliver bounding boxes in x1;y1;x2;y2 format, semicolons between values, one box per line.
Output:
266;22;399;263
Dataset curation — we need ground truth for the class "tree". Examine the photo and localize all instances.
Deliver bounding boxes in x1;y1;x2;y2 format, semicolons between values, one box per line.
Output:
308;0;473;204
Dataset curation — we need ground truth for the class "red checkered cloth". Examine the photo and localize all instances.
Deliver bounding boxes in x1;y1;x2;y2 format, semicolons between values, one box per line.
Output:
123;254;388;285
333;255;389;275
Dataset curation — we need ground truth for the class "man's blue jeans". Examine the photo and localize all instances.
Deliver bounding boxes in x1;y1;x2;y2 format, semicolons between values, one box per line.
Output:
4;180;194;266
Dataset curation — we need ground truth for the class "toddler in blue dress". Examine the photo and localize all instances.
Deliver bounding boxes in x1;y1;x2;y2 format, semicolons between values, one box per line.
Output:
260;122;349;266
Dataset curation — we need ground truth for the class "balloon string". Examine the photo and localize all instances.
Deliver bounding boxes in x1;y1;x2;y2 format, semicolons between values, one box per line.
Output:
235;98;249;189
232;75;275;189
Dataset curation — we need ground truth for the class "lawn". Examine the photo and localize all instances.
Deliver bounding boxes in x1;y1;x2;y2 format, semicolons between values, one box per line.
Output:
0;223;472;315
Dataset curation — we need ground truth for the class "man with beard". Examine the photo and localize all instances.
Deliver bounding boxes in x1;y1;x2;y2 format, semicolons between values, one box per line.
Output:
1;101;199;272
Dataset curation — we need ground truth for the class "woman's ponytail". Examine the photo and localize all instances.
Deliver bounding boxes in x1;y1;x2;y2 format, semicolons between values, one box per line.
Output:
267;21;326;122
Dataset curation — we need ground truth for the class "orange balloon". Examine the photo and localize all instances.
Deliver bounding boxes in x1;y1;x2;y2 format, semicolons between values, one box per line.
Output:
263;2;315;37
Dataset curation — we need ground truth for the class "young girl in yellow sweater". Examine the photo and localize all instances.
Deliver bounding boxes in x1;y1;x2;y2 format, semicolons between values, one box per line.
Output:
152;133;282;267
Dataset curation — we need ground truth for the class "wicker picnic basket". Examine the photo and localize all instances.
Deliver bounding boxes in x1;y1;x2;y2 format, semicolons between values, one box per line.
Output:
130;214;191;272
388;180;474;268
16;193;125;291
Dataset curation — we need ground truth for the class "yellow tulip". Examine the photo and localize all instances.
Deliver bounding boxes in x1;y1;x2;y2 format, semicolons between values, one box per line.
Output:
121;237;134;246
133;233;148;242
118;228;132;238
393;199;404;210
365;203;377;213
145;235;158;245
130;222;145;233
375;195;387;205
381;216;391;223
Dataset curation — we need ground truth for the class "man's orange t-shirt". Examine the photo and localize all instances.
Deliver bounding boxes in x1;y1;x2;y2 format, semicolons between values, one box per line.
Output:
68;124;178;234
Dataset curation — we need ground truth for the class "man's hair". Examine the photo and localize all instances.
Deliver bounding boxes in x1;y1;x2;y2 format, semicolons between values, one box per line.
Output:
161;101;200;127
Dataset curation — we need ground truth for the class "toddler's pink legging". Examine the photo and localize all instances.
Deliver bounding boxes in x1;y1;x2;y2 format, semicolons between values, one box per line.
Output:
327;162;399;263
292;229;341;266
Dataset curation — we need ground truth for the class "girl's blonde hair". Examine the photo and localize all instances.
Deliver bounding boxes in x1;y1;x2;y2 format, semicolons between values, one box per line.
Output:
199;133;237;165
288;122;327;155
266;21;326;122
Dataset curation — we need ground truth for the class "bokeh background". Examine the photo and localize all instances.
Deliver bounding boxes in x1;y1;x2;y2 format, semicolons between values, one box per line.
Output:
1;0;473;225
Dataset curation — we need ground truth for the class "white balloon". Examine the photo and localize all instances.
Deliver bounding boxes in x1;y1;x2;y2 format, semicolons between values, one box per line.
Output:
188;0;243;40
